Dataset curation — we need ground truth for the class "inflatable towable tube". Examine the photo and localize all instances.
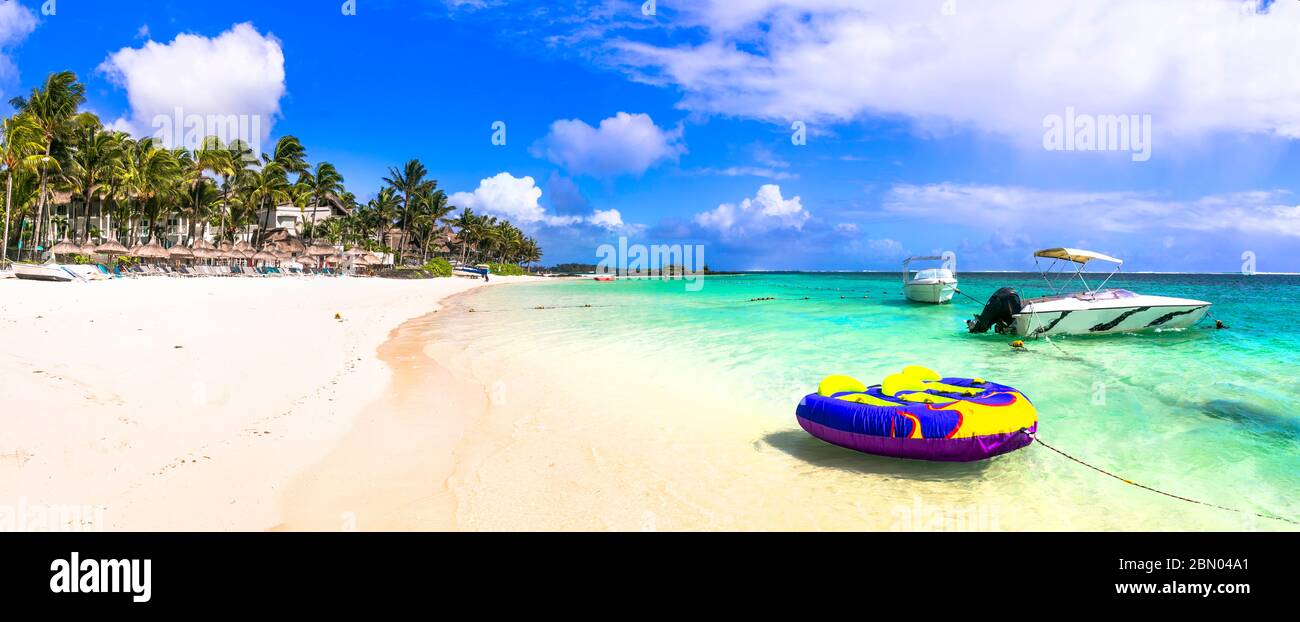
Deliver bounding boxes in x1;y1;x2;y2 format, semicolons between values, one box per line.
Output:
795;366;1037;462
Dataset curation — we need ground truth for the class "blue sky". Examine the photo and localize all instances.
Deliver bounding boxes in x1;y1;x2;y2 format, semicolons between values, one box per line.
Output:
4;0;1300;271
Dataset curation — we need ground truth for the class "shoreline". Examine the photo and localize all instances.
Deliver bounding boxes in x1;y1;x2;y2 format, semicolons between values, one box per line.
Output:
273;285;503;531
0;275;541;531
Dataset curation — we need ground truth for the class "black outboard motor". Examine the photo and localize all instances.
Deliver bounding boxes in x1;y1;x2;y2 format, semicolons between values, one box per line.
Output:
967;287;1023;334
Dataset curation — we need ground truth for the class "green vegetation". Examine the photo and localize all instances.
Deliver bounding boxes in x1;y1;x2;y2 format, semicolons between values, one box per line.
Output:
545;263;597;274
423;257;453;277
486;262;527;277
0;70;545;268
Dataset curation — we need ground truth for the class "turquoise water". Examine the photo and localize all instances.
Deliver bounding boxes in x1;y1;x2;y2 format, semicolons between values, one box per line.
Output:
453;273;1300;530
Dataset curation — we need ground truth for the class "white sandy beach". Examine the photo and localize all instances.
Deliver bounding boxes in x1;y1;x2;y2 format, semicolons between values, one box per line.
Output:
0;274;540;531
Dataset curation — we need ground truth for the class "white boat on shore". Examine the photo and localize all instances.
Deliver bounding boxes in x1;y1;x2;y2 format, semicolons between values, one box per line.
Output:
452;263;490;279
902;256;957;304
12;263;77;283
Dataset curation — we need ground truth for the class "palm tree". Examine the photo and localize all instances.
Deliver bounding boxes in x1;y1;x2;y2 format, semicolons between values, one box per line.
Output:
249;162;291;241
306;162;345;243
382;159;435;264
450;207;490;264
10;71;86;259
180;135;232;243
65;113;122;243
117;138;180;245
2;70;543;269
1;113;43;263
216;139;252;242
363;187;400;248
255;136;308;241
415;189;455;262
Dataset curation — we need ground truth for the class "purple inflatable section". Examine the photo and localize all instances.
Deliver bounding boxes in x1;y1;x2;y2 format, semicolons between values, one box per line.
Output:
796;417;1036;462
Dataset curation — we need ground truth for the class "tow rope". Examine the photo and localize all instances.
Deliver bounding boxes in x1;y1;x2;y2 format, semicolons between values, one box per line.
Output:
1020;428;1296;526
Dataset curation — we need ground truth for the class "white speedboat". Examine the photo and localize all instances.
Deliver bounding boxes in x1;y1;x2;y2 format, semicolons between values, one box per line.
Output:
988;248;1210;337
902;256;957;304
12;263;77;283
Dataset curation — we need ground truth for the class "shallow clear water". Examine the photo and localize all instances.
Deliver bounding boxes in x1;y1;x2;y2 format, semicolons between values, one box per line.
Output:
449;273;1300;530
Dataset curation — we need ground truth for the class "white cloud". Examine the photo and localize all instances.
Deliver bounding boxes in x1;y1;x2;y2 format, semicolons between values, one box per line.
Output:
833;222;859;235
864;238;905;258
612;1;1300;143
691;166;797;180
588;208;626;230
532;112;685;178
451;172;637;230
0;2;37;90
99;23;286;151
0;2;36;47
451;172;566;225
694;184;810;239
883;183;1300;238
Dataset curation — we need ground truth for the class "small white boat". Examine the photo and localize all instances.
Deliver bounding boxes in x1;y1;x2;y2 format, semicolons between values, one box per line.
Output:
13;263;77;283
902;256;957;304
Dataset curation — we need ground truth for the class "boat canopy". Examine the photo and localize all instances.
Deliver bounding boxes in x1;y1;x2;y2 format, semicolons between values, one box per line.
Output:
1034;248;1123;265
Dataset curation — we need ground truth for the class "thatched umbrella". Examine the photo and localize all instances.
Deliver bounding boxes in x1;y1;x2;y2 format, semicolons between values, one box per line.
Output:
49;239;81;260
233;240;254;253
251;250;277;264
168;245;194;261
305;244;336;257
278;237;307;255
191;239;216;254
77;242;99;256
344;247;368;257
131;237;171;262
95;240;129;256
